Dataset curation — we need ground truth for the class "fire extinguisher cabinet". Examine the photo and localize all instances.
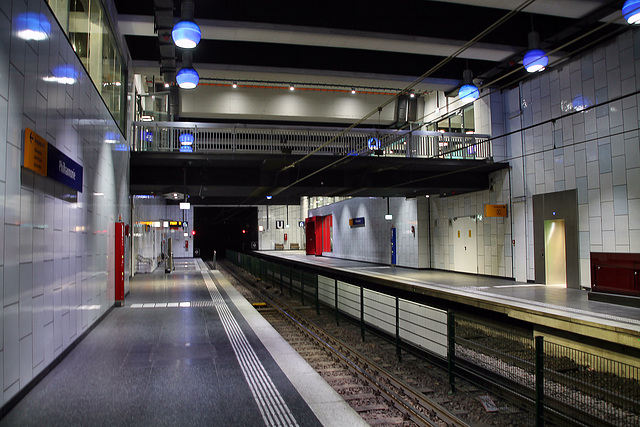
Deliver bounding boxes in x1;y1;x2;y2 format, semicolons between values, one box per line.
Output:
114;222;125;306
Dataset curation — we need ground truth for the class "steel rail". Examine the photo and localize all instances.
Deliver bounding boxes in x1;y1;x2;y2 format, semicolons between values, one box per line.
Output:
220;261;469;427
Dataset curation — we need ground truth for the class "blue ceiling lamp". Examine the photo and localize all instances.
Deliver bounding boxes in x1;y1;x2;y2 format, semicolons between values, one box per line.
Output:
623;0;640;24
458;69;479;103
176;52;199;89
523;31;548;73
172;0;201;49
179;133;194;152
179;133;194;145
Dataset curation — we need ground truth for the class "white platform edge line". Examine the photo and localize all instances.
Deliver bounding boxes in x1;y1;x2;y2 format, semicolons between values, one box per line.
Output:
209;269;368;427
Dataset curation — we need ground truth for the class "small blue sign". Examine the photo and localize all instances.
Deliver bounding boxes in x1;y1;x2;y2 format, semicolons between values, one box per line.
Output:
350;217;365;227
47;144;83;192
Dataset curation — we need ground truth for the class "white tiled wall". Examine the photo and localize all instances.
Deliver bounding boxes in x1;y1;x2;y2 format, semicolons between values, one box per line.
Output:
503;27;640;287
309;197;429;268
257;204;305;250
1;1;130;406
429;168;512;277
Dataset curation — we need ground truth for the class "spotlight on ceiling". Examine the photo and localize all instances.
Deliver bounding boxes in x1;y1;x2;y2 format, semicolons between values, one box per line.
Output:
172;1;201;49
458;69;479;103
623;0;640;24
523;31;548;73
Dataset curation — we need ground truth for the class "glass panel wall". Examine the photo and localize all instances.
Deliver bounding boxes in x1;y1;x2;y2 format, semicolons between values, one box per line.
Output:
427;104;475;134
47;0;127;132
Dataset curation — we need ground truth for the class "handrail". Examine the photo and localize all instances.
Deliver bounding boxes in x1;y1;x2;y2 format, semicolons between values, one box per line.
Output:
131;121;492;160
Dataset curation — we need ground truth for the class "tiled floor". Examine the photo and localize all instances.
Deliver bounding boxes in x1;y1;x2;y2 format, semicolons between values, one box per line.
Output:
259;251;640;334
0;259;365;427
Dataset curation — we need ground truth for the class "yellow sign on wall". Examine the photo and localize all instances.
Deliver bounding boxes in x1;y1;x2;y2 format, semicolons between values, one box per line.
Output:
24;128;48;176
485;204;507;217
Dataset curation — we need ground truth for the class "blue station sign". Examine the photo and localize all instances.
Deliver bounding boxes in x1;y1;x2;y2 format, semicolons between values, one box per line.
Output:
349;217;365;227
24;128;83;192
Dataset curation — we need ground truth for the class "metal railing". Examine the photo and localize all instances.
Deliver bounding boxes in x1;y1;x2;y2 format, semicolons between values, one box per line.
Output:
132;122;492;160
454;314;640;427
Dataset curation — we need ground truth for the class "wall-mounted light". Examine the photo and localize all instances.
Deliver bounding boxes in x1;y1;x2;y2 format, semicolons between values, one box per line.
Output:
16;12;50;41
458;69;479;103
172;0;201;48
105;131;118;144
43;65;78;85
623;0;640;24
523;31;548;73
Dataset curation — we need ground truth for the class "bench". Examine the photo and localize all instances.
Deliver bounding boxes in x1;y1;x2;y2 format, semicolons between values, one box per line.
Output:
289;243;300;250
275;243;285;250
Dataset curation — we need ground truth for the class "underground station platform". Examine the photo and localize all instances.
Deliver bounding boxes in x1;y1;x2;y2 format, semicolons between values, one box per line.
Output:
252;250;640;358
0;258;366;427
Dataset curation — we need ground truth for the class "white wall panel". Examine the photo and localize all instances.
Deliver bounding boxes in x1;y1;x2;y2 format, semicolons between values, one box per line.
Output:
0;2;130;406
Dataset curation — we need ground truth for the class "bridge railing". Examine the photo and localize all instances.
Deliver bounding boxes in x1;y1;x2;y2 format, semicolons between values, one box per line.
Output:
132;122;492;160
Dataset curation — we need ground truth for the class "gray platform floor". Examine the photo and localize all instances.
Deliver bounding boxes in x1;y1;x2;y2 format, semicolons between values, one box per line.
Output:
258;251;640;334
0;258;365;427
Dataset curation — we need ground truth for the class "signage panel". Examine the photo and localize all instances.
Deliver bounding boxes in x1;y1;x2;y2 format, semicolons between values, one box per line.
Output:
47;144;83;192
484;204;507;217
349;217;365;227
24;128;83;192
24;128;48;176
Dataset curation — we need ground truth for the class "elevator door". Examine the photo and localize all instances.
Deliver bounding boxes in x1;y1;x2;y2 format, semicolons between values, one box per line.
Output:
454;217;477;274
544;219;567;286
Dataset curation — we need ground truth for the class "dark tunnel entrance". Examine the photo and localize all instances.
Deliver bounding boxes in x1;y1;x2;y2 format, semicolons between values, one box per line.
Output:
193;206;258;261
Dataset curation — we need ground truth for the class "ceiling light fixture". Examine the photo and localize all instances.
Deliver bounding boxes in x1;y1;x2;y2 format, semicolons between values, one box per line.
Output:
179;133;194;146
232;81;238;88
623;0;640;24
458;69;479;103
172;0;201;49
351;87;356;94
176;52;199;89
289;84;295;91
523;31;548;73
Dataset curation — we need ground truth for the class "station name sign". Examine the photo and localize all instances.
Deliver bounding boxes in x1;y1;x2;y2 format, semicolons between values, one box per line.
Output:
349;217;365;227
24;128;83;192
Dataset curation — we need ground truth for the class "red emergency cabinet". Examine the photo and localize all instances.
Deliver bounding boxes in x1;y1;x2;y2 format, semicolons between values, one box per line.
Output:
115;222;125;306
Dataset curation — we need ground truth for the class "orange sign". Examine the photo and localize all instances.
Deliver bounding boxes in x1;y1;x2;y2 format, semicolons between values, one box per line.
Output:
24;128;48;176
485;204;507;217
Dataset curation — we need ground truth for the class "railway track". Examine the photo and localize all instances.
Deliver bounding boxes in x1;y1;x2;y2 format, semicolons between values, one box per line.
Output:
215;258;640;427
218;260;470;427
